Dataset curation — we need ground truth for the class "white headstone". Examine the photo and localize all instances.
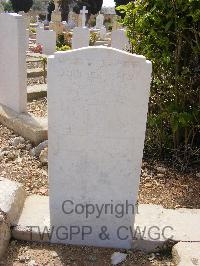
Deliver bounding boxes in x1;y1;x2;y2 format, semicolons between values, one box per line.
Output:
72;27;89;49
100;26;106;40
36;29;56;55
111;29;130;51
48;47;152;249
36;25;44;44
36;15;39;24
68;11;76;29
96;13;104;29
0;13;27;113
80;6;88;27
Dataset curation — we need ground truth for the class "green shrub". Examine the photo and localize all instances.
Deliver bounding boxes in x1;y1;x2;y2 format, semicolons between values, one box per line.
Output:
119;0;200;166
56;45;71;51
90;32;98;46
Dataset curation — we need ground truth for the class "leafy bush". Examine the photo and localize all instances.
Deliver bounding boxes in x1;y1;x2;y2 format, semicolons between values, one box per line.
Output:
56;45;71;51
56;33;65;47
90;32;98;46
118;0;200;166
2;1;13;12
30;28;36;33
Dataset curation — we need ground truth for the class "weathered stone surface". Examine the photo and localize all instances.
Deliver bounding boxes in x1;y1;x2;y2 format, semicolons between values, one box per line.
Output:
0;212;10;260
172;242;200;266
12;199;200;254
72;27;90;49
0;13;27;113
48;47;152;248
0;103;48;145
134;204;200;252
39;147;48;164
0;177;26;224
12;195;50;242
30;140;48;157
111;29;130;51
27;84;47;101
36;29;56;55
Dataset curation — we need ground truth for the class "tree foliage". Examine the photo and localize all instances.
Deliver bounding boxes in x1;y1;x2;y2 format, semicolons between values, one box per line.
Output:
47;0;55;21
11;0;33;13
2;1;13;12
114;0;130;17
119;0;200;167
47;0;75;21
73;0;103;16
32;0;46;11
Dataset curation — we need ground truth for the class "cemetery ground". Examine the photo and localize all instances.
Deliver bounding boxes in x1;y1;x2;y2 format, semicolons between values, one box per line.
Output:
0;105;200;265
0;57;200;266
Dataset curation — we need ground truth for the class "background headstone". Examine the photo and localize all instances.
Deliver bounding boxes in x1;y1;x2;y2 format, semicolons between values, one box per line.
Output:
111;29;130;51
100;26;107;40
37;29;56;55
48;47;152;249
96;13;104;29
0;13;27;113
72;27;89;49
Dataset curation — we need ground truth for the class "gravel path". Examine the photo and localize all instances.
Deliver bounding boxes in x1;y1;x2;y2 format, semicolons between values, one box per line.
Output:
27;98;47;117
2;240;174;266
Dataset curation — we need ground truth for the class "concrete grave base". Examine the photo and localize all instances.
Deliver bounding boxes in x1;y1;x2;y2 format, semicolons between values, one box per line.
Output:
0;177;26;224
0;177;26;259
27;84;47;101
134;204;200;252
12;195;50;242
12;196;200;252
172;242;200;266
0;103;48;145
0;212;10;259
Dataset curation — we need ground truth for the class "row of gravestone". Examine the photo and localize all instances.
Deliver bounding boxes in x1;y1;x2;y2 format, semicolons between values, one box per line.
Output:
0;13;152;248
35;25;129;55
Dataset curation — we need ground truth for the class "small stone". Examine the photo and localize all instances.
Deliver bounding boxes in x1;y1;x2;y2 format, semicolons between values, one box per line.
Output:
39;147;48;164
157;173;164;178
39;187;48;195
1;150;9;156
51;251;58;258
148;253;156;261
1;147;10;152
12;137;25;147
28;260;38;266
7;152;16;160
88;255;97;262
0;153;3;162
196;173;200;178
18;255;26;263
111;252;127;265
30;140;48;157
26;144;32;151
17;143;26;149
156;166;166;174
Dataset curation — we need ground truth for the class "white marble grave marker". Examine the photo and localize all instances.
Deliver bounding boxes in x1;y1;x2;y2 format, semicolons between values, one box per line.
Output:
80;6;88;27
96;13;104;29
48;47;152;249
0;13;27;113
72;27;89;49
111;29;130;51
100;26;106;40
36;29;56;55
